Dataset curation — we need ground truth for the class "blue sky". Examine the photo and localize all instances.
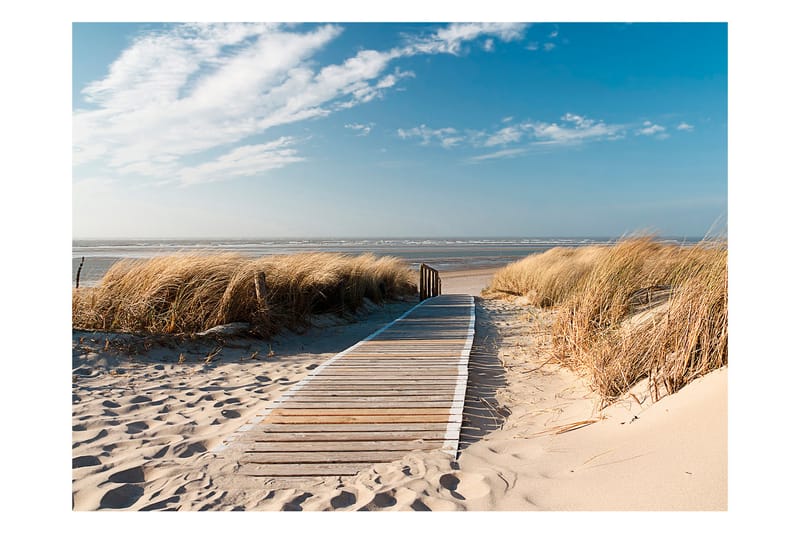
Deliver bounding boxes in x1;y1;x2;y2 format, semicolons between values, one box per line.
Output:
72;22;727;239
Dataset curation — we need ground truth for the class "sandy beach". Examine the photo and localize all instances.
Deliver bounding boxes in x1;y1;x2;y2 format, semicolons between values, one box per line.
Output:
72;267;726;511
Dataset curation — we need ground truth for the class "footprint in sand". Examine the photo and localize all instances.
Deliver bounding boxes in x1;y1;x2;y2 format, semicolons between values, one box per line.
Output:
411;499;431;511
330;491;356;509
256;376;272;382
221;410;240;419
139;496;179;511
130;395;151;404
126;421;149;434
175;441;207;458
102;400;121;409
358;491;397;511
281;492;312;511
99;484;144;510
108;466;145;484
439;473;466;500
73;455;101;468
440;472;492;500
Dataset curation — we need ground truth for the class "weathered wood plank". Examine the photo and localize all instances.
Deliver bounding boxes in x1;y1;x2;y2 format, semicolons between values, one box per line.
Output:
238;463;373;477
252;422;448;432
264;414;452;424
246;440;443;452
291;384;460;394
241;450;418;463
241;430;447;442
270;407;452;416
276;401;454;409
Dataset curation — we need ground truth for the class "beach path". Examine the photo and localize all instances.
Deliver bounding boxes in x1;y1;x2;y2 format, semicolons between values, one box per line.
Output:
217;294;475;477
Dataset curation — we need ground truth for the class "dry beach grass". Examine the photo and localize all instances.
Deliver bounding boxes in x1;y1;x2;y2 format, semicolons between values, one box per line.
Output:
484;237;728;402
72;252;416;336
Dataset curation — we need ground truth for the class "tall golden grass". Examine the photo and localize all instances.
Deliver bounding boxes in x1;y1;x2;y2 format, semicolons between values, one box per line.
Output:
484;237;727;402
72;252;416;336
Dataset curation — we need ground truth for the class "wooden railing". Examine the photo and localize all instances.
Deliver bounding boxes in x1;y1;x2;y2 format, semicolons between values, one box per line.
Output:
419;263;441;301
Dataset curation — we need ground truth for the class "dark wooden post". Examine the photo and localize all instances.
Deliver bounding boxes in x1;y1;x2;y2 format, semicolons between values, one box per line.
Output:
419;264;425;301
254;271;269;318
75;256;85;289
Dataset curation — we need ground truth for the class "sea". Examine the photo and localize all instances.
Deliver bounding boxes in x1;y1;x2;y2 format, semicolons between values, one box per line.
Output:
71;237;701;288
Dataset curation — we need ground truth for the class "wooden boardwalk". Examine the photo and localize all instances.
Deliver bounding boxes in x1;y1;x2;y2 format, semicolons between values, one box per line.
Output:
215;294;475;477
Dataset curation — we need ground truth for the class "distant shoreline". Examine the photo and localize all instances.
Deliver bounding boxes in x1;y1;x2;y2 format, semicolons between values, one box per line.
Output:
71;237;703;287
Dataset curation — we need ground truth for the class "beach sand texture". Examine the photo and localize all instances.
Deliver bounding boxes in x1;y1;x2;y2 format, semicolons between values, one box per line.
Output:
72;270;726;511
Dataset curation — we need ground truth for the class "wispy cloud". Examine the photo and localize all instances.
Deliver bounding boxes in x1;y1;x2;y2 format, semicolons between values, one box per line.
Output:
74;22;530;186
468;147;529;162
397;125;464;148
177;137;304;186
399;113;634;161
543;42;556;52
345;122;374;136
483;38;495;52
406;22;528;55
677;122;695;131
484;124;531;147
636;120;668;138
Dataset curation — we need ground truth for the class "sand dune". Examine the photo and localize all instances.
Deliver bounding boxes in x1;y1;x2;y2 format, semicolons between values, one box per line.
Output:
72;273;726;511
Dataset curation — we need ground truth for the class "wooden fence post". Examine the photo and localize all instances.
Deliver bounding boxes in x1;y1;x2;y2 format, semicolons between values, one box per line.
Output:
75;256;85;289
254;271;268;319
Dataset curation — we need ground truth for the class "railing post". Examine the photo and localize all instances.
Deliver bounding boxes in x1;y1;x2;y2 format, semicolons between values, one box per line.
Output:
419;263;441;301
419;263;425;302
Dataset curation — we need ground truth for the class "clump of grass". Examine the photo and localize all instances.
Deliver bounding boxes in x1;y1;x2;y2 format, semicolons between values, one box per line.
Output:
72;252;416;336
485;237;728;403
483;245;604;306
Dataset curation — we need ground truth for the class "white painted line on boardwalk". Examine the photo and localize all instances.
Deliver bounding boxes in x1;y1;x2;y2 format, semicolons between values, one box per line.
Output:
211;297;431;454
443;295;475;457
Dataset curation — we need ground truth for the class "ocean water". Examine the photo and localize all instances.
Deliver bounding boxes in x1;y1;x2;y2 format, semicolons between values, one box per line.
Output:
71;237;699;288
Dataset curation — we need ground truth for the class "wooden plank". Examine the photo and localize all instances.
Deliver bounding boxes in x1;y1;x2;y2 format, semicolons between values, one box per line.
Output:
270;407;452;416
290;384;453;394
239;463;372;477
276;397;453;410
276;401;454;409
295;386;459;393
241;431;447;442
253;422;448;432
264;414;452;424
246;440;443;452
241;450;415;464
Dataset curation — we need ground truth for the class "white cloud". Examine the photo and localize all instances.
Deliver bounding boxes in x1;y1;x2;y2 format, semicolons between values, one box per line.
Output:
345;122;374;136
677;122;695;131
406;22;528;55
397;125;463;148
485;125;528;147
75;22;525;187
469;147;529;162
637;121;668;136
177;137;304;186
483;38;495;52
501;116;514;123
530;114;625;144
526;42;539;51
549;30;559;38
543;42;556;52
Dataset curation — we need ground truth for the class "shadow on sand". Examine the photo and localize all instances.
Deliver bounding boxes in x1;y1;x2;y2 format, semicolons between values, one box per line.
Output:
457;297;510;456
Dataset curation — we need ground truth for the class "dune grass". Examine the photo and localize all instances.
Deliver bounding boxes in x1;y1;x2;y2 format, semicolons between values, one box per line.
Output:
484;237;728;402
72;252;416;336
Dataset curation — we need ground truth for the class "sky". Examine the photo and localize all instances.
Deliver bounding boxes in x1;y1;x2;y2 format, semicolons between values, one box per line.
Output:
72;21;727;239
